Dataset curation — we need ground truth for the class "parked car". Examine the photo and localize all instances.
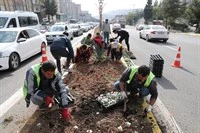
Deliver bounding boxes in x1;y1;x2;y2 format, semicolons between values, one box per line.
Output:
0;27;47;70
70;24;83;37
139;25;169;42
79;23;89;32
40;25;49;34
45;24;73;44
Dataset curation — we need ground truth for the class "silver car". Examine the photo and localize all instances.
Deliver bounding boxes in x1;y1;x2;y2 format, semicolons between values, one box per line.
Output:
45;24;73;44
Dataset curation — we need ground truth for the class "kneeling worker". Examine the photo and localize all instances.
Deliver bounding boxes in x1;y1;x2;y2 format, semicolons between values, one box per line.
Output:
23;60;73;122
107;38;123;63
114;65;158;113
75;44;91;63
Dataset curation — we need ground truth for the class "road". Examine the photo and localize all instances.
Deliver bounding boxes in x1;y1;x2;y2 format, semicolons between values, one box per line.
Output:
0;26;200;133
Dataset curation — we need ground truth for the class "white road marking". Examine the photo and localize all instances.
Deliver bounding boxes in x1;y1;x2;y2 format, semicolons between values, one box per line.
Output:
165;45;177;51
0;88;23;118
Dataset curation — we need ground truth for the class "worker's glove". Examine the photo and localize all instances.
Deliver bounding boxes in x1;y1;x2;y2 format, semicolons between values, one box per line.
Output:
144;104;152;113
61;108;71;122
45;96;54;107
120;91;127;99
25;94;31;108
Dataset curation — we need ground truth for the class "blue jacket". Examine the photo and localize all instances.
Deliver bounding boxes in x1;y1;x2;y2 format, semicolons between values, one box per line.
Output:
50;37;74;57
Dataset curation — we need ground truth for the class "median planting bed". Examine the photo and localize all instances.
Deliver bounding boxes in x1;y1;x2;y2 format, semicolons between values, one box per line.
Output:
22;54;153;133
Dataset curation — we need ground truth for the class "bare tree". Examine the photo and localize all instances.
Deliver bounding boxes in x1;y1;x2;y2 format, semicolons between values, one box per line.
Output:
3;0;7;11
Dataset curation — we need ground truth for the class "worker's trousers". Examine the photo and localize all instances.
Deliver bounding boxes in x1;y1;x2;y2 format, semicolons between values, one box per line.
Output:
51;49;72;73
94;44;104;58
104;32;110;47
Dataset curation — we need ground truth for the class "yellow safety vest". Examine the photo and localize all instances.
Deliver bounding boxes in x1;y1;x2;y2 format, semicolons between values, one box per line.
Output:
127;66;155;87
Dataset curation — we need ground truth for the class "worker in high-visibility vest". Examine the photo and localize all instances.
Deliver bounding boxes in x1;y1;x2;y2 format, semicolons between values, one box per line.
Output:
114;65;158;113
23;60;74;122
81;33;93;46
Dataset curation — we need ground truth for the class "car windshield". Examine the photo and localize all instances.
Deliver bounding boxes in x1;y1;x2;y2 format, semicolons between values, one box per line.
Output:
0;31;18;43
0;17;8;29
152;25;166;29
50;26;64;32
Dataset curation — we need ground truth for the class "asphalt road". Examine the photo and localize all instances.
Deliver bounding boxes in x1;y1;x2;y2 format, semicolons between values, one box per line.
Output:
0;26;199;133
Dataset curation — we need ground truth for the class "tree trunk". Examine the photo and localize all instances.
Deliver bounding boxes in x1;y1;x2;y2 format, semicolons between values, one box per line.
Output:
3;0;7;11
12;0;16;10
48;15;50;22
196;22;200;33
20;0;25;11
30;0;33;11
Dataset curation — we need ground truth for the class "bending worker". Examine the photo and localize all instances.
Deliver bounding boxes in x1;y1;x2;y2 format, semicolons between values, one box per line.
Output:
23;60;72;122
50;34;75;74
81;33;93;46
114;65;158;113
113;29;130;51
107;38;123;63
75;44;91;63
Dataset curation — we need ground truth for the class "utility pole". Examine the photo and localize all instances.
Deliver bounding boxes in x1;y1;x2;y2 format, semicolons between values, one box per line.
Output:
98;0;104;31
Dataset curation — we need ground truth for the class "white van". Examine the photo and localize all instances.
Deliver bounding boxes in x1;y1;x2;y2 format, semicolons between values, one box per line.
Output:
0;11;40;31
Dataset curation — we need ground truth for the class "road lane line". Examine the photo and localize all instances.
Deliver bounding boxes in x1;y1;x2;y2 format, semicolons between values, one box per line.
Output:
0;88;23;118
165;46;177;51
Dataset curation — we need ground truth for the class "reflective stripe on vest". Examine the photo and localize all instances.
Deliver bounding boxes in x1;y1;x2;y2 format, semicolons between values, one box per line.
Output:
127;66;155;87
23;64;41;97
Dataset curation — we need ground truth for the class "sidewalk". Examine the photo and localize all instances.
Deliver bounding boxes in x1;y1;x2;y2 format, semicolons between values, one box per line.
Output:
170;30;200;37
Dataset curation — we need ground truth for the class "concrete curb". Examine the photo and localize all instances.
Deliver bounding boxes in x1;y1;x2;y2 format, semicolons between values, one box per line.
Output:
153;97;183;133
170;30;200;37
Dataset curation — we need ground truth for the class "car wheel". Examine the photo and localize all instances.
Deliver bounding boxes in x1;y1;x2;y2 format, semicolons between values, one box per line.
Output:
139;33;142;39
146;35;150;42
9;53;20;70
163;39;168;43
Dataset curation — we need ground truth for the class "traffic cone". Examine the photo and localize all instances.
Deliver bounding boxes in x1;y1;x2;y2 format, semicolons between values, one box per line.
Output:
171;47;182;68
41;43;48;62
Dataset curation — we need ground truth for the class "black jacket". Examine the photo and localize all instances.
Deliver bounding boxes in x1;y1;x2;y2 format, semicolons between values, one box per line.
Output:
50;37;74;57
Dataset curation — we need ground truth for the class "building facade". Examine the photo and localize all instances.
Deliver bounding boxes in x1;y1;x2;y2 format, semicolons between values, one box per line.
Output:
0;0;95;22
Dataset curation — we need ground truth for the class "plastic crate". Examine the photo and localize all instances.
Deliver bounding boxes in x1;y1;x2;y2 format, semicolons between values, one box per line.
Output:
149;54;164;78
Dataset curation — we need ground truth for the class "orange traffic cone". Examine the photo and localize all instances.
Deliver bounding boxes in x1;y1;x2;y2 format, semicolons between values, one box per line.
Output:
171;47;182;68
41;43;48;62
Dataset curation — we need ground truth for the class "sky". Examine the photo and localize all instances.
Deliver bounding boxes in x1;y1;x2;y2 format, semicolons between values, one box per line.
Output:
72;0;160;17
